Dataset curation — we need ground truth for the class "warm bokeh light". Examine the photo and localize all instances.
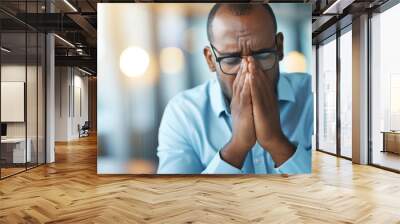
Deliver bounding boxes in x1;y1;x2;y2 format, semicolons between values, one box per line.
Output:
120;46;150;77
127;159;156;174
283;51;307;73
160;47;185;75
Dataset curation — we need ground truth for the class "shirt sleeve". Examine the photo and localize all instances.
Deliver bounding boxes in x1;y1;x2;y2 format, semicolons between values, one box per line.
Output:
157;98;204;174
274;143;311;174
202;151;243;174
274;80;313;174
157;96;244;174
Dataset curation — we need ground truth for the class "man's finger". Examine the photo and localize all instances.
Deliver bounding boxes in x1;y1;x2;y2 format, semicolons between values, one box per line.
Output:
248;56;274;95
248;56;257;75
241;73;251;104
236;59;248;95
248;57;268;87
232;60;244;96
249;72;262;108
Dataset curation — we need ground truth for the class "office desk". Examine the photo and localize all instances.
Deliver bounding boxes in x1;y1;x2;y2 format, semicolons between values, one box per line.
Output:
1;138;31;164
381;131;400;154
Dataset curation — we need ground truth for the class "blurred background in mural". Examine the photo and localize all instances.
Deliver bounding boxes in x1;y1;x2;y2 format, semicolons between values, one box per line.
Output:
97;3;312;174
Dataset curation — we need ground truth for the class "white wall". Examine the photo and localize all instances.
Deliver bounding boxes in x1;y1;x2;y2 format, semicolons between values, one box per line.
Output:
1;66;27;139
1;65;39;138
1;64;46;164
55;67;89;141
55;67;68;141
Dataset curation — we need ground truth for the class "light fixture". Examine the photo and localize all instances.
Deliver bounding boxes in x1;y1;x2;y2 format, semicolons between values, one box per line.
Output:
54;34;75;48
63;0;78;12
322;0;354;15
77;67;93;76
119;46;150;77
322;0;341;14
1;47;11;53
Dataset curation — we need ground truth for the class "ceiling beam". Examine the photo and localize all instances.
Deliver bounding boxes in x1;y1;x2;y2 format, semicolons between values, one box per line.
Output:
67;13;97;40
55;55;96;70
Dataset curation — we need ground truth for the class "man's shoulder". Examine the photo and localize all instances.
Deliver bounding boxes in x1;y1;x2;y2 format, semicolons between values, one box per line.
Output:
166;79;214;112
281;72;312;93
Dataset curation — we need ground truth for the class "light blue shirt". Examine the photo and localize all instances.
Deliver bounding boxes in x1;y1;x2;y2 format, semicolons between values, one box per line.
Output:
157;73;313;174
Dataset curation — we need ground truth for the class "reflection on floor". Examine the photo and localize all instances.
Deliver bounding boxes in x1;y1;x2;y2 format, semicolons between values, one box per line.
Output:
373;150;400;171
0;167;25;177
0;162;43;178
0;135;400;223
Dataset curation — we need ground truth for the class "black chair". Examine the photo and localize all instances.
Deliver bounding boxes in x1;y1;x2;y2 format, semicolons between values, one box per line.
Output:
79;121;90;138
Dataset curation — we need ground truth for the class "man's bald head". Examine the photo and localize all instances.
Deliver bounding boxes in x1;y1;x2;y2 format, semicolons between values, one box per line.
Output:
206;3;277;42
203;3;284;102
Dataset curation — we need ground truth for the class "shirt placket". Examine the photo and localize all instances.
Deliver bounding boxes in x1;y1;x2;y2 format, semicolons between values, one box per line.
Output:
252;143;267;174
225;113;253;173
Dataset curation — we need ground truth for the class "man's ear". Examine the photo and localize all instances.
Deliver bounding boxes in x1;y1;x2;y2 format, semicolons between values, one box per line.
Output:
276;32;284;61
204;46;216;72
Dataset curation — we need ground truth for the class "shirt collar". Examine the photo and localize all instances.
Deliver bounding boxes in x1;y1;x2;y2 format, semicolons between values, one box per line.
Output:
210;78;229;117
210;74;296;117
277;74;296;103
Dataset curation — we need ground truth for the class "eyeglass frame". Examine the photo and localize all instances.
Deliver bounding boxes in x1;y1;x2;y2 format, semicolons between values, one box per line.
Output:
209;42;278;76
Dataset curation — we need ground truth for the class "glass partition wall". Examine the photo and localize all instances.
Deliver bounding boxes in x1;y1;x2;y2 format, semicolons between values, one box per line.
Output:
317;35;337;155
339;28;352;159
316;27;353;159
370;3;400;172
0;2;46;179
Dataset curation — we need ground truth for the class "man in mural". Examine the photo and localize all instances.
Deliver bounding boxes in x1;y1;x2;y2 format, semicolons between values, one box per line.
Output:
157;3;313;174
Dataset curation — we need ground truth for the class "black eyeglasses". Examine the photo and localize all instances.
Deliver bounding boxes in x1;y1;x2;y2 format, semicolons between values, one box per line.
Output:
209;43;277;76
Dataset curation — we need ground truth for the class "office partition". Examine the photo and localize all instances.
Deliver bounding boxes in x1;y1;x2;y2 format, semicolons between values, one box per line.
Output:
0;0;47;179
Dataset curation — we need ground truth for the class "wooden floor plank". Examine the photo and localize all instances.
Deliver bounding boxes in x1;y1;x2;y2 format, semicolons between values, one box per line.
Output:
1;135;400;223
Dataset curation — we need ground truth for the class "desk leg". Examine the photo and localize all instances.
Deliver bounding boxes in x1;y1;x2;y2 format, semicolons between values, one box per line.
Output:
382;133;386;153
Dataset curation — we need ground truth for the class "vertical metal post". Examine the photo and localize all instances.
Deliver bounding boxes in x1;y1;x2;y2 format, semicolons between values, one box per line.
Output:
336;29;341;157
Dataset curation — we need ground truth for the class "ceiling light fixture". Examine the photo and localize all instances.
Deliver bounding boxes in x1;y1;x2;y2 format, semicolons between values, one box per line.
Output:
78;67;93;76
54;34;75;48
1;47;11;53
322;0;354;15
63;0;78;12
